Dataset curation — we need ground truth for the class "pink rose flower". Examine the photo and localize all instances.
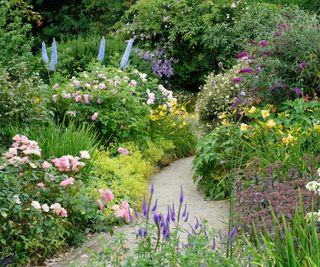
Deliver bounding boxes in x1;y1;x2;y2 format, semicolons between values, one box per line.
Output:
60;177;75;187
42;161;51;169
91;112;99;121
37;182;45;188
60;208;68;217
129;80;137;87
118;147;129;156
98;188;114;204
80;150;90;159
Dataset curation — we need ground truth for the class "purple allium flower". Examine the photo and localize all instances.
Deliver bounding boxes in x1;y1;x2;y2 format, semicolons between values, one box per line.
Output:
120;39;134;69
179;186;184;204
260;40;268;48
142;196;147;217
150;184;154;196
152;199;158;212
194;217;199;230
298;61;307;72
240;91;246;97
42;42;49;64
97;36;106;62
182;203;187;218
229;226;237;239
237;51;248;59
239;67;254;74
232;77;242;84
294;87;302;96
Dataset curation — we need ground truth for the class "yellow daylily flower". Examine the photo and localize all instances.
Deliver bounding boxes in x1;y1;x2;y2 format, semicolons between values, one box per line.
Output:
248;106;257;114
261;110;270;119
266;119;276;129
240;123;249;131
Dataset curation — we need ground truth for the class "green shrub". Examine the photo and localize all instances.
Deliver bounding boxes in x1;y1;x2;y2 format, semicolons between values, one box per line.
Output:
0;68;49;145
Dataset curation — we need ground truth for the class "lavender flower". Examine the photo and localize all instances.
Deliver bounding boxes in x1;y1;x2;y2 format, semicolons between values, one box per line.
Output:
179;186;184;204
120;39;134;69
42;42;49;64
97;36;106;62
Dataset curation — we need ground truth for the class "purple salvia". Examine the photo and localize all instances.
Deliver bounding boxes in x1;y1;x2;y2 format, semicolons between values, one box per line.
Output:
179;186;184;204
120;39;134;69
142;196;147;217
97;36;106;62
152;199;158;212
42;42;49;64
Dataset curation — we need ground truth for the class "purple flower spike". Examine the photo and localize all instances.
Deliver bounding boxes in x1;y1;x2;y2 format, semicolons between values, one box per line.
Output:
134;207;139;218
143;228;148;237
171;204;176;222
152;199;158;212
42;42;49;64
97;36;106;62
166;206;171;223
153;213;159;225
229;226;238;239
184;212;189;223
142;196;147;217
182;203;187;218
179;186;184;204
194;217;199;230
237;51;248;59
211;238;216;250
150;184;154;196
137;228;143;237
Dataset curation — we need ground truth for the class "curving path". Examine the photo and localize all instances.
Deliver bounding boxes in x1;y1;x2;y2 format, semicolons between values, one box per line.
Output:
44;157;229;267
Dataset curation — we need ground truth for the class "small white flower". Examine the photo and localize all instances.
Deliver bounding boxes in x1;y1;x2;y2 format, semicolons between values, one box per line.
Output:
42;204;49;212
31;201;41;210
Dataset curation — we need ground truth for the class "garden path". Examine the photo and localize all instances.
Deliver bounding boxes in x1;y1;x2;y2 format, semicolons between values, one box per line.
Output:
44;157;229;267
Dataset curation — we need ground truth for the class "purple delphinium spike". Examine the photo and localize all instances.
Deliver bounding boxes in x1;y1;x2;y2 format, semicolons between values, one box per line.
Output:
184;212;189;223
49;39;58;71
42;42;49;64
229;226;238;239
194;217;199;230
120;39;134;69
152;199;158;212
150;184;154;196
179;186;184;204
182;203;187;218
142;196;147;217
97;36;106;62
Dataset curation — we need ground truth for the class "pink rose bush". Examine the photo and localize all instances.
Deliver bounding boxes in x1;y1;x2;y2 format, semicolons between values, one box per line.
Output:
51;155;85;172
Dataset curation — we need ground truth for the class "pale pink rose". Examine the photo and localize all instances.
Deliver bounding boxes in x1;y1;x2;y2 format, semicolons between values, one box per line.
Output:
118;147;129;156
98;188;114;204
42;204;49;212
42;161;51;169
147;92;155;105
80;150;90;159
112;205;125;218
60;177;75;187
37;182;45;188
91;112;99;121
98;199;104;211
20;157;29;163
129;80;137;87
12;134;21;142
74;94;82;102
60;208;68;217
50;203;62;215
31;201;41;210
53;83;59;89
84;94;91;104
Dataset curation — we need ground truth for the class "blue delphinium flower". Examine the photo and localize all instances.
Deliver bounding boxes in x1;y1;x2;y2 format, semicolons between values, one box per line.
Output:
49;39;58;71
120;39;134;69
42;42;49;64
97;36;106;62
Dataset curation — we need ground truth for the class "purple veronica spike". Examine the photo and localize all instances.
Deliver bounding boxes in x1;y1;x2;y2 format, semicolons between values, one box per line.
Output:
150;184;154;196
211;238;216;250
42;42;49;64
97;36;106;62
179;186;184;204
137;228;143;237
143;228;148;237
134;207;139;218
194;217;199;230
171;204;176;222
166;206;171;223
128;207;133;222
182;203;187;218
153;213;159;224
142;196;147;217
229;226;237;239
184;212;189;223
152;199;158;212
120;39;134;69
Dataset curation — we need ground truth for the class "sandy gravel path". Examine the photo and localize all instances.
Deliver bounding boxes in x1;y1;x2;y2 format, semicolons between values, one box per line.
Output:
44;157;229;267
